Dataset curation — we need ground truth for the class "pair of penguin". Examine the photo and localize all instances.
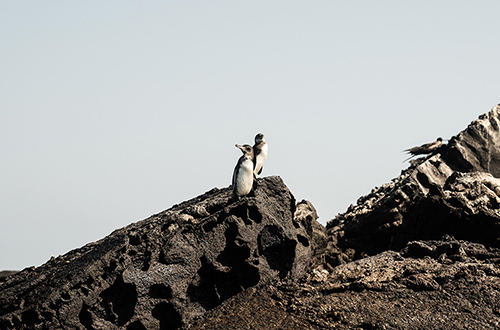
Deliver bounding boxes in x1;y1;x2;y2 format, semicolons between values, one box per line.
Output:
232;133;268;199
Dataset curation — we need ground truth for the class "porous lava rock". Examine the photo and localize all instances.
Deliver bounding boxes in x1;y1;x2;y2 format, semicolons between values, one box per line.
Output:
181;105;500;329
0;176;318;330
189;237;500;329
4;105;500;330
325;104;500;267
0;271;18;280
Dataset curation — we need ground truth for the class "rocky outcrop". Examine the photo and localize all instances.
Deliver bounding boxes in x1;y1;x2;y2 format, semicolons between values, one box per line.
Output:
325;104;500;267
3;104;500;330
189;237;500;329
0;176;318;330
0;271;18;280
180;104;500;329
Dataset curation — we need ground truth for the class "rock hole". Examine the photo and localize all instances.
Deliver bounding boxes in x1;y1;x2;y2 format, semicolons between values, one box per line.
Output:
41;311;54;322
149;284;173;299
188;256;260;312
290;194;297;215
79;303;95;330
217;210;228;224
232;262;260;289
85;276;95;286
152;302;183;330
216;221;260;287
447;196;463;209
186;258;223;310
103;260;117;281
232;204;246;218
360;322;378;330
205;202;225;215
105;260;117;272
258;225;297;278
490;198;500;209
142;250;152;271
100;274;138;326
217;222;250;266
297;234;310;247
416;172;431;189
247;205;262;223
21;309;40;326
203;220;217;233
128;321;147;330
0;301;18;316
231;204;251;224
129;234;141;246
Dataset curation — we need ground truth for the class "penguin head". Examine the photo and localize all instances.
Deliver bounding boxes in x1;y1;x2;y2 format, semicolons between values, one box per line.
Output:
437;137;443;142
254;133;265;144
235;144;254;157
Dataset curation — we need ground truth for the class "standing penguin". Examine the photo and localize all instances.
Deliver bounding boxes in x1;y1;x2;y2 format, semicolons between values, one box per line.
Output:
232;144;255;199
253;133;268;176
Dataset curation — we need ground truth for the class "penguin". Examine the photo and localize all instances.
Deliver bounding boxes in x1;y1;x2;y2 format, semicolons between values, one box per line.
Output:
253;133;268;176
232;144;255;199
403;137;444;162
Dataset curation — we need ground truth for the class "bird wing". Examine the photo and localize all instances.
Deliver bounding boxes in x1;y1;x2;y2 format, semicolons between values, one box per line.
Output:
402;154;417;162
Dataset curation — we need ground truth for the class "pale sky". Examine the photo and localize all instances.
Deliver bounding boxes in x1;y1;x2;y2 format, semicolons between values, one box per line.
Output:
1;1;499;270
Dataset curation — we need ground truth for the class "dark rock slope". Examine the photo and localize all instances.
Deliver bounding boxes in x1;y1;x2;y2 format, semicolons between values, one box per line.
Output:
189;237;500;329
185;106;500;330
3;104;500;330
325;104;500;267
185;104;500;329
0;176;317;329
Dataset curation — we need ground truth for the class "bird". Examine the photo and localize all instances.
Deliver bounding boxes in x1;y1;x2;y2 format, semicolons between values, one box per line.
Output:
253;133;268;176
403;137;444;162
232;144;255;200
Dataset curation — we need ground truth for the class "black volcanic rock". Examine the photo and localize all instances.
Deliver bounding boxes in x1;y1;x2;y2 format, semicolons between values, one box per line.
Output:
0;176;317;330
189;237;500;329
4;105;500;330
0;271;18;280
325;104;500;266
178;105;500;329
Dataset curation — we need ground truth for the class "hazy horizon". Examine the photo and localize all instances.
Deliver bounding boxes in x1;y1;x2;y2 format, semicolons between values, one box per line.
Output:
2;1;500;270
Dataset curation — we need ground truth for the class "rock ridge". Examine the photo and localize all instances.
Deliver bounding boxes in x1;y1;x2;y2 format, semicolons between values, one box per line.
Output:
0;176;320;330
3;104;500;329
189;236;500;329
324;104;500;267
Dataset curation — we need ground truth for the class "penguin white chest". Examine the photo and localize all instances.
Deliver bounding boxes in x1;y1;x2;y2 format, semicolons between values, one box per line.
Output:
235;158;254;196
254;143;268;175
